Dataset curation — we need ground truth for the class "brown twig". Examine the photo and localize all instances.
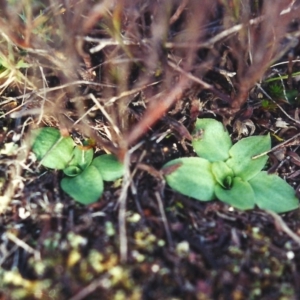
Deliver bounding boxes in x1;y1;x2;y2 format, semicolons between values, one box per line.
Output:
117;151;131;263
126;77;189;147
266;210;300;245
169;0;189;25
167;60;232;104
155;191;173;248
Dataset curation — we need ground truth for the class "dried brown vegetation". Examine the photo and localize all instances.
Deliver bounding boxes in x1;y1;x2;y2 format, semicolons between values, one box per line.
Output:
1;0;300;299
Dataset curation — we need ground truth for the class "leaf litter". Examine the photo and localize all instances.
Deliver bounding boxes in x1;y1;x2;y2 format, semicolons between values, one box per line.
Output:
1;1;300;299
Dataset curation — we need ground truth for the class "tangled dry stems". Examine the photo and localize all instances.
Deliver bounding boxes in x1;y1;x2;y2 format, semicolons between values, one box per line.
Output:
0;0;300;262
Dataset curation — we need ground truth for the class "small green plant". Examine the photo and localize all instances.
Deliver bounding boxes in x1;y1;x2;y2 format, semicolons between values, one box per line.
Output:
0;41;34;93
263;79;299;105
31;127;124;205
268;83;284;99
162;118;299;213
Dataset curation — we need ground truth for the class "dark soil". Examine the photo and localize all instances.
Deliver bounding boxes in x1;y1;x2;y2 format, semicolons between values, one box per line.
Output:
1;1;300;299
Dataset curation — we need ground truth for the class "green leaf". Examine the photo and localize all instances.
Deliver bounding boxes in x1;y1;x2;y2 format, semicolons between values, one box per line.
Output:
63;146;94;176
31;127;74;170
68;147;94;170
63;165;82;177
61;165;104;205
15;59;31;69
163;157;216;201
92;154;124;181
192;118;232;162
215;177;255;210
226;134;271;181
249;172;299;213
211;161;234;189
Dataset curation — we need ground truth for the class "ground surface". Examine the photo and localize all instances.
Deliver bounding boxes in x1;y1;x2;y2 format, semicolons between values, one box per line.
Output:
1;1;300;299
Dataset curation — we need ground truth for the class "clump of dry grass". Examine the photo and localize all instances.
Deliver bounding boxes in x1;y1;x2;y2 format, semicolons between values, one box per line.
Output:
0;0;299;214
0;0;299;216
0;0;299;220
0;1;300;298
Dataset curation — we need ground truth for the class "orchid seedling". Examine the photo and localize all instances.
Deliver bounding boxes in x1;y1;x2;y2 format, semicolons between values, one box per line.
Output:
31;127;124;205
162;118;299;213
